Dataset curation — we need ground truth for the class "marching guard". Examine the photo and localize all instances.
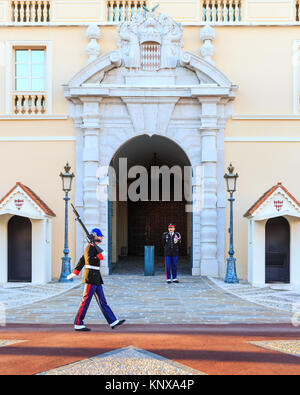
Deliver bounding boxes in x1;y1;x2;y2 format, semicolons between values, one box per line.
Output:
162;223;181;283
67;228;125;331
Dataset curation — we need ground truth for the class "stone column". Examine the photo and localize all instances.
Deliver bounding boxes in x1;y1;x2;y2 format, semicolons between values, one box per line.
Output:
72;103;85;264
216;121;226;279
217;100;234;278
199;99;219;277
81;100;101;257
191;166;202;276
98;176;110;275
216;110;227;279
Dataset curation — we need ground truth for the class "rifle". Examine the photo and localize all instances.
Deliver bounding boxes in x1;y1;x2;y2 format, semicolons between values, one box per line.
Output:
71;203;103;254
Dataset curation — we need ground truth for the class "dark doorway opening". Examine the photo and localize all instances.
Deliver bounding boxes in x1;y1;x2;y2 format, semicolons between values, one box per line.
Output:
265;216;290;283
128;200;187;256
8;216;32;282
109;135;192;274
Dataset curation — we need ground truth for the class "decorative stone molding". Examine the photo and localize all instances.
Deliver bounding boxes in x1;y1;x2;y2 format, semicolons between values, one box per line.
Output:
86;24;101;63
200;25;215;64
81;101;101;246
118;11;183;70
121;97;179;136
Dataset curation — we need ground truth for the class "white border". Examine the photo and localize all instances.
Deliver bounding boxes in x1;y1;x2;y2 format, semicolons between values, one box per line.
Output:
0;136;298;142
225;137;300;141
5;40;53;115
0;136;75;141
232;114;300;119
2;22;300;27
0;115;67;119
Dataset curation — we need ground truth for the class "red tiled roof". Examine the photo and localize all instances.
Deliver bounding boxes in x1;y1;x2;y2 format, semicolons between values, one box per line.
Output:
244;182;300;218
0;182;56;217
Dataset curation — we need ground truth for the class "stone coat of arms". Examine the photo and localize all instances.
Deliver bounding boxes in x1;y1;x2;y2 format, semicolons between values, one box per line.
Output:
117;10;183;71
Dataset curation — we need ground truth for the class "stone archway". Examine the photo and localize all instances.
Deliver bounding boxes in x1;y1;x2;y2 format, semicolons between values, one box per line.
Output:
64;12;237;278
107;134;193;274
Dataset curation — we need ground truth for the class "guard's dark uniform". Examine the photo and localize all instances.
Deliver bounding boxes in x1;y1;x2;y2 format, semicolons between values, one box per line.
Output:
73;244;104;285
162;231;181;281
72;244;118;328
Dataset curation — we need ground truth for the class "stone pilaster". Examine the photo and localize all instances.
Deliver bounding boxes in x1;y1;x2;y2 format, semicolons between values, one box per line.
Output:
216;104;228;279
81;100;101;235
191;166;202;276
98;176;110;275
73;103;85;264
199;99;219;277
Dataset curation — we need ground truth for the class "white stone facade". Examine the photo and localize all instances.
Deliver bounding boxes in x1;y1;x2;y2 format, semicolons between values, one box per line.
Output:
64;14;237;278
0;183;54;284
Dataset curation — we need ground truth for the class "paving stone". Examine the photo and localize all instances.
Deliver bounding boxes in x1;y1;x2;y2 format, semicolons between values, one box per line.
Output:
3;275;294;325
38;346;206;375
0;339;26;347
249;341;300;358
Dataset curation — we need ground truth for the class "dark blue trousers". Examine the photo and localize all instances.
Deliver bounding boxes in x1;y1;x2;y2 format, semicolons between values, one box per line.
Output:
165;256;178;280
74;284;117;326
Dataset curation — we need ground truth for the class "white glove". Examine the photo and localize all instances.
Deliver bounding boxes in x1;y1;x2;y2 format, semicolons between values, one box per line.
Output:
67;273;77;280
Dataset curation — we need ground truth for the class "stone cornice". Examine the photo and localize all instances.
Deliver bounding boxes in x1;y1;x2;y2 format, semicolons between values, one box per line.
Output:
66;84;236;100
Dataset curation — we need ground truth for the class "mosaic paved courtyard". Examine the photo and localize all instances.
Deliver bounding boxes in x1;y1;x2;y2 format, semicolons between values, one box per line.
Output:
2;274;297;325
1;269;300;375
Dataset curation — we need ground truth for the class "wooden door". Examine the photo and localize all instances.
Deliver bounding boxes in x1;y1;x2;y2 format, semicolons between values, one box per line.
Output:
8;216;32;282
128;200;187;256
265;216;290;283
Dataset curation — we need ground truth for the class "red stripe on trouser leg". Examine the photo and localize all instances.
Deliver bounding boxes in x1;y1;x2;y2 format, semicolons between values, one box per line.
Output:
77;284;91;325
165;258;168;279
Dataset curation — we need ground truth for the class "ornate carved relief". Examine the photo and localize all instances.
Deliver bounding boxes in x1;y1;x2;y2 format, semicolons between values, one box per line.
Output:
118;11;183;70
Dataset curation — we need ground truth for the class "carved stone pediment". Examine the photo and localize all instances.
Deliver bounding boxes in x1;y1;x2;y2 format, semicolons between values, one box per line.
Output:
244;183;300;220
117;11;183;70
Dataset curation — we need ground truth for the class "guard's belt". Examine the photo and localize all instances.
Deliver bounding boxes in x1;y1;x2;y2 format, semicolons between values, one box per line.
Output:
85;265;100;271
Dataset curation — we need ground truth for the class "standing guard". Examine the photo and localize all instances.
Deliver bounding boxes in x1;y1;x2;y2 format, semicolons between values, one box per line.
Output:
67;228;125;331
162;224;181;283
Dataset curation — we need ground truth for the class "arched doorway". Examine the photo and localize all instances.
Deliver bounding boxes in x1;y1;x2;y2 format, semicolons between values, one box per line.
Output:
109;135;192;274
265;216;290;283
8;216;32;282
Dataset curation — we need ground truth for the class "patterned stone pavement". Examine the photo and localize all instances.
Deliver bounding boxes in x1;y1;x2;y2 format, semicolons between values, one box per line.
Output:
249;340;300;358
210;277;300;313
0;280;79;311
39;345;205;375
3;274;294;325
0;339;26;347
